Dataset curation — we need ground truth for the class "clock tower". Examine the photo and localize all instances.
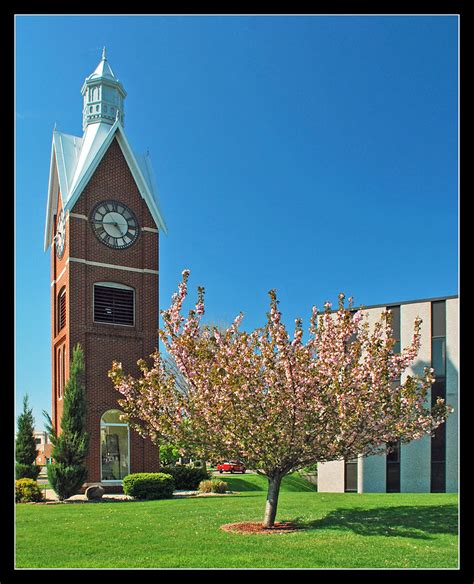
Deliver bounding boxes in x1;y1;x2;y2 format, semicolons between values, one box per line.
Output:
44;50;167;490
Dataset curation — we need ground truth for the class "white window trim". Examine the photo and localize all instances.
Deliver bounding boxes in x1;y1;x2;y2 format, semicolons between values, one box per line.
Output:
100;411;130;483
95;281;134;290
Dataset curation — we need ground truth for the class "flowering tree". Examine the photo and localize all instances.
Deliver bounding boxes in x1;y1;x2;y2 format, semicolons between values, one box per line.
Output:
109;270;450;528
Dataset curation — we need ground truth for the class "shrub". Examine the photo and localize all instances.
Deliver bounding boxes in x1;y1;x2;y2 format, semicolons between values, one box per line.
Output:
161;465;210;490
16;478;43;503
16;463;41;480
199;478;229;494
190;460;205;469
122;473;175;500
47;463;88;501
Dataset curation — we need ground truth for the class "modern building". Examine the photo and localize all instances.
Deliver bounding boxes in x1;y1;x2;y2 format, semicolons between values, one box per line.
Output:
317;295;458;494
33;430;53;466
44;50;167;490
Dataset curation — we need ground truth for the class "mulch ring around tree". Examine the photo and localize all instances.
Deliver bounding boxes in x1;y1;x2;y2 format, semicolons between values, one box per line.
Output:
220;521;303;534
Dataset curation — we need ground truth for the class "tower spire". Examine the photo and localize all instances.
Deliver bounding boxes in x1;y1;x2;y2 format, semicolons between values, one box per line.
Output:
80;49;126;131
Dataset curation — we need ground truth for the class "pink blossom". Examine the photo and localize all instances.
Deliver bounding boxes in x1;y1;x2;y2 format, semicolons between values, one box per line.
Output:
109;270;451;528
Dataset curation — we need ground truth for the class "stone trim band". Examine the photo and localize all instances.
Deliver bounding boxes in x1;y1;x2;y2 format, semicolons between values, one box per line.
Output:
51;257;159;285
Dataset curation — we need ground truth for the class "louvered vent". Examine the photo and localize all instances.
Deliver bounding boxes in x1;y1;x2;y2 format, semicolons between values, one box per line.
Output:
58;289;66;332
94;285;134;326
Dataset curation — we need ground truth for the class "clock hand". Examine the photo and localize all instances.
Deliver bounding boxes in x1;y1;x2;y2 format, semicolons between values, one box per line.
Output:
92;220;121;225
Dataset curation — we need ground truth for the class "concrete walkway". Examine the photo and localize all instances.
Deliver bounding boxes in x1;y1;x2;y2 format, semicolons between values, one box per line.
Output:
40;488;201;503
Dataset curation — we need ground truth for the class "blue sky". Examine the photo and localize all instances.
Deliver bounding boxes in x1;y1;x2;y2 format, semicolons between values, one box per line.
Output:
15;15;458;429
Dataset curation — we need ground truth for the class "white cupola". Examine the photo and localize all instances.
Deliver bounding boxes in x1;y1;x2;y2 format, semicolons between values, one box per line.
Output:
81;47;127;131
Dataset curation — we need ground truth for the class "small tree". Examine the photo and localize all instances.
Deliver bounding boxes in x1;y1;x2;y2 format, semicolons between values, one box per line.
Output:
44;344;89;500
16;395;40;480
109;270;451;528
159;442;180;466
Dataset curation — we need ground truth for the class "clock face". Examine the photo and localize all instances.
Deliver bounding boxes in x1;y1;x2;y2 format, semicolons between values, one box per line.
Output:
55;209;66;258
90;200;140;249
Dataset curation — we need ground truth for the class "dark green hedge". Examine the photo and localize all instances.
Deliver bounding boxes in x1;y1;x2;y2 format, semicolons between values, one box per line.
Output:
122;473;175;500
47;463;88;501
161;465;210;490
16;463;41;480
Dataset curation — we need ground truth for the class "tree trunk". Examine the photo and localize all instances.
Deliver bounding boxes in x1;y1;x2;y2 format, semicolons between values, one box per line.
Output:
263;474;283;528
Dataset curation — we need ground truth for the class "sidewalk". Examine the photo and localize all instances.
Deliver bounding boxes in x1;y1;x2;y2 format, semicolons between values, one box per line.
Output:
40;488;200;503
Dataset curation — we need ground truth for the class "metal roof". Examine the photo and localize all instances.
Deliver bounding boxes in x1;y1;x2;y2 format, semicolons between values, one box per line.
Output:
45;50;167;251
44;120;167;251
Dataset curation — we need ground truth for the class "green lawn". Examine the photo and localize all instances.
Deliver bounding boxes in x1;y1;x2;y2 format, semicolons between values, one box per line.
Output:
16;485;458;569
217;471;318;492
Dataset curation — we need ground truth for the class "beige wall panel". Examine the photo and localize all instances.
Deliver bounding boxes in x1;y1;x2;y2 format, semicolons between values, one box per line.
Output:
317;460;345;493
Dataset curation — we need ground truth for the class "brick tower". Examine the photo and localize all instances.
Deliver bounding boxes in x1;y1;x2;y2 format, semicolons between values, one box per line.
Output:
44;49;167;490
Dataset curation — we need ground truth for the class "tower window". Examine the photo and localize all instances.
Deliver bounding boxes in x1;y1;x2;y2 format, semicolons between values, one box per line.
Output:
57;287;66;333
58;347;62;399
93;283;134;326
62;346;66;394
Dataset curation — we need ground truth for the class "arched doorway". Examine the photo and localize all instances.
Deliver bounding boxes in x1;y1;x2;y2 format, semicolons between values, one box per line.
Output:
100;409;130;482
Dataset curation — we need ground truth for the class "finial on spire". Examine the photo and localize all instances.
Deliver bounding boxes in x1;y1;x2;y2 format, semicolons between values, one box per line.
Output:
102;46;107;60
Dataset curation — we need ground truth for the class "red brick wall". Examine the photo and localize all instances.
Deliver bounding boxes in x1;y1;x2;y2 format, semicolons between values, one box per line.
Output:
51;135;161;486
51;192;69;431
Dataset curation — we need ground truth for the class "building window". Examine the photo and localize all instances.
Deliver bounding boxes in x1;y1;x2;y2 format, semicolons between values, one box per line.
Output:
62;346;66;393
344;458;358;492
431;337;446;379
57;287;66;333
100;410;130;481
386;441;401;493
58;347;62;399
431;301;446;493
93;283;134;326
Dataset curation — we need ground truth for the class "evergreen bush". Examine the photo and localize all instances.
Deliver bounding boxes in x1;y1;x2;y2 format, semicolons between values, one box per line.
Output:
47;463;88;500
16;463;40;480
161;465;210;490
44;344;89;501
122;473;175;499
16;395;40;480
15;478;43;503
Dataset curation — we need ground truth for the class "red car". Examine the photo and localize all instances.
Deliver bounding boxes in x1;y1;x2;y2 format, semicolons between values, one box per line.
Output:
217;460;246;474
